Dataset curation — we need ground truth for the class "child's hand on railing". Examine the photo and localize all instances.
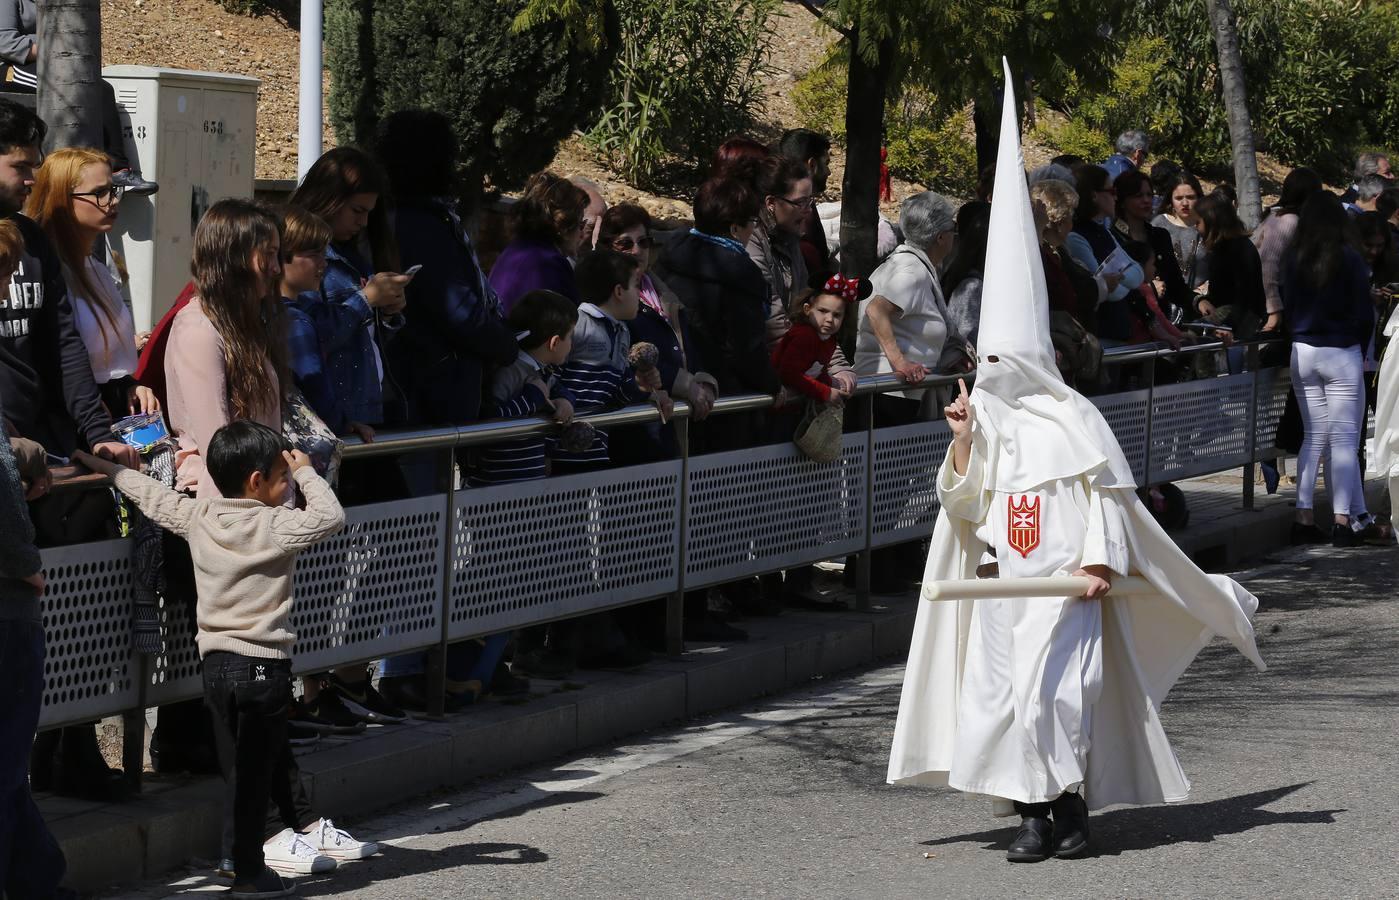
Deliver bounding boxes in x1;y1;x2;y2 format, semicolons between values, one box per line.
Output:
551;397;575;426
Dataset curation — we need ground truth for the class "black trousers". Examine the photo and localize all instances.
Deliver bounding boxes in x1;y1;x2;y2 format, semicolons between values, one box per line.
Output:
202;651;295;881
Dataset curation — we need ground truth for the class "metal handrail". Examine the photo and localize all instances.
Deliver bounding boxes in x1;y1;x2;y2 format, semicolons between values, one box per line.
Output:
342;335;1284;459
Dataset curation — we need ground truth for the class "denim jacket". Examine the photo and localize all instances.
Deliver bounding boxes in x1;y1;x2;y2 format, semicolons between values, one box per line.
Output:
292;242;404;426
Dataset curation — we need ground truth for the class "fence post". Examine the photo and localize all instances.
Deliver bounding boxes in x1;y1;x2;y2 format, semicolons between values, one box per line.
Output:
122;652;148;791
425;446;457;719
856;397;874;612
1242;344;1261;511
1141;354;1157;487
666;416;689;657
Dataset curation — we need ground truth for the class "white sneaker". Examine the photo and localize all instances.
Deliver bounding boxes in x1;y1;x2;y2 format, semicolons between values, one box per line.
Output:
301;818;379;861
262;827;337;875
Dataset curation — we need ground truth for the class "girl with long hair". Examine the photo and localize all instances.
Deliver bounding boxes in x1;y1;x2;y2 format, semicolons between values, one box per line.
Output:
1192;195;1266;337
1152;170;1209;290
164;199;286;497
1282;191;1381;545
26;146;157;418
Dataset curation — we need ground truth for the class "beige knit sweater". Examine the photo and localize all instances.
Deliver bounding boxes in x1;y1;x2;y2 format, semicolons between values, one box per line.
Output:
113;466;345;659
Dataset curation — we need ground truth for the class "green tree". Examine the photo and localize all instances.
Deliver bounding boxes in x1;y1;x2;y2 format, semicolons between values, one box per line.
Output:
326;0;617;207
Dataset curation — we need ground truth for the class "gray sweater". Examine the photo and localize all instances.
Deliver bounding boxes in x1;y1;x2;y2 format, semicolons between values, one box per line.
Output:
0;0;34;67
0;412;42;623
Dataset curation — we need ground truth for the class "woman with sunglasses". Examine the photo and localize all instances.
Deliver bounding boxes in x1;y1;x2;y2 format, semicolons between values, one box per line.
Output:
27;146;156;420
1066;164;1143;345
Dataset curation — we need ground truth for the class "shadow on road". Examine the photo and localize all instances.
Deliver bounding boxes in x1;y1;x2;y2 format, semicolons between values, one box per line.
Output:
919;783;1342;857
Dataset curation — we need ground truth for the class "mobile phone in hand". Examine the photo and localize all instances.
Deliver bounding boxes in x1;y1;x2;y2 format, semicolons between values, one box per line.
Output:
404;264;424;277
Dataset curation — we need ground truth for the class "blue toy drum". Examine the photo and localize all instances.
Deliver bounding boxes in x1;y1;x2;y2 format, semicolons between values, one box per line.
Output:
110;413;171;453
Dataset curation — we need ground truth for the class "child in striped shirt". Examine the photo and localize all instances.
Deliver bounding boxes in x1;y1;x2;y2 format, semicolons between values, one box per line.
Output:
471;290;578;485
551;250;670;473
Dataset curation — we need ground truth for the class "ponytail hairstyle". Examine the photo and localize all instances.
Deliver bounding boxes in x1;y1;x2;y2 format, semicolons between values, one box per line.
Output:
191;199;289;419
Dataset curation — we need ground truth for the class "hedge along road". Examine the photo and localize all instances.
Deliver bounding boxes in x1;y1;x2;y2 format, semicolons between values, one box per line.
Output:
112;543;1392;899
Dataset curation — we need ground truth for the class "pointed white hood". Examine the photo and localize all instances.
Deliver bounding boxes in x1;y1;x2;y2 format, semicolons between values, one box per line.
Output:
970;59;1136;492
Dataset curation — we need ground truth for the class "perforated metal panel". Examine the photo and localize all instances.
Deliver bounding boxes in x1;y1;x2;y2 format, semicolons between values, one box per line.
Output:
449;461;681;638
871;420;950;548
37;539;139;728
144;592;201;708
1253;367;1292;458
289;496;446;672
1091;388;1150;484
686;438;865;589
1149;373;1256;481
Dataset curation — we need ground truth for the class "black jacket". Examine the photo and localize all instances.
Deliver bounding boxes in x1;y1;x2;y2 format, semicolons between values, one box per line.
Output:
652;232;779;399
0;213;111;453
388;198;519;426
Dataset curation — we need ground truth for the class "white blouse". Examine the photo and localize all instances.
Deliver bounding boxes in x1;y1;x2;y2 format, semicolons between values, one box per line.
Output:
70;256;138;383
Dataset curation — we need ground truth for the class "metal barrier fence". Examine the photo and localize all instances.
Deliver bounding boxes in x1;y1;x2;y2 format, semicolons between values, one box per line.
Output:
36;339;1291;739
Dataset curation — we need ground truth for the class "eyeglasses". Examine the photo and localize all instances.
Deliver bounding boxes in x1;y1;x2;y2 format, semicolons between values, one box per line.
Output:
775;195;816;210
70;184;125;209
610;236;654;252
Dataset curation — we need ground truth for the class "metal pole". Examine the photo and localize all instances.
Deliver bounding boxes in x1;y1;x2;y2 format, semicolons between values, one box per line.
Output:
296;0;324;180
425;447;456;719
666;417;689;657
121;653;148;791
1242;344;1260;511
856;397;874;611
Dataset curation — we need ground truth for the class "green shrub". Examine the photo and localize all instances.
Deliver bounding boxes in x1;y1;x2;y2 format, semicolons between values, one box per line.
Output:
586;0;780;183
793;65;976;198
325;0;616;199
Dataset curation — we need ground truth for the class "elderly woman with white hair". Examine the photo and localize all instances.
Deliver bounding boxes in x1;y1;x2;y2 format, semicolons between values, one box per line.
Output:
852;190;970;593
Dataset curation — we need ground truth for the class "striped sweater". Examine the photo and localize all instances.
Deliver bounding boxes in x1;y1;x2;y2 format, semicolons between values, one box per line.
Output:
551;303;646;470
470;351;572;486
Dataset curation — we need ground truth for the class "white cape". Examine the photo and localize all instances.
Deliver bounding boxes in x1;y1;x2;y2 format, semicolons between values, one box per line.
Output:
886;464;1266;813
1370;306;1399;481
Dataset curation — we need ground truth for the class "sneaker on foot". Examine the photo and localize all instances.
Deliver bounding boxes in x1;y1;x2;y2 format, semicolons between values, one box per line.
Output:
286;721;320;746
302;817;379;861
292;698;365;735
326;672;408;724
304;688;369;731
111;168;158;195
229;865;296;898
214;858;236;880
263;828;336;875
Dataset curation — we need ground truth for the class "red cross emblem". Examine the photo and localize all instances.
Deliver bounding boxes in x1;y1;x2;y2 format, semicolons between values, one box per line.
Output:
1007;495;1041;558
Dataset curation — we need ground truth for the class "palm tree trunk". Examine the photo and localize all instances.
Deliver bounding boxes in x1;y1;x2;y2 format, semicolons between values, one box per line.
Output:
1206;0;1262;229
37;0;104;151
838;29;895;280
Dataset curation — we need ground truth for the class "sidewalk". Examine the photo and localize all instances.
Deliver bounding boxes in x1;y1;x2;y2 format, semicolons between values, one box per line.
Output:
43;470;1318;892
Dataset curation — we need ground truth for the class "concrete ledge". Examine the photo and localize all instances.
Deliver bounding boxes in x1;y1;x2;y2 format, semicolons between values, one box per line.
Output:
45;594;918;893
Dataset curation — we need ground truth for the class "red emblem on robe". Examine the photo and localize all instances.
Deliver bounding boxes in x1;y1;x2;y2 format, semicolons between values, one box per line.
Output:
1007;494;1040;558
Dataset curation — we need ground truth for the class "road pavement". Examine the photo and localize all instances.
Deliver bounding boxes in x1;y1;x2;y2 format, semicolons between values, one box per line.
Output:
111;543;1399;899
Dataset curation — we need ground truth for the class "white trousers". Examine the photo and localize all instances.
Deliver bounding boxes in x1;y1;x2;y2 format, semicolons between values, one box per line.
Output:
1292;342;1367;517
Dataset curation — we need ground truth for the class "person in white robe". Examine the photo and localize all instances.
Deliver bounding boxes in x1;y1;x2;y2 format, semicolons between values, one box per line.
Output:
1369;303;1399;532
886;60;1267;864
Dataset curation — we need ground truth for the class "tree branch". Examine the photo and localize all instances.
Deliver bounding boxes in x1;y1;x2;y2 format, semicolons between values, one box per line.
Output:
798;0;853;40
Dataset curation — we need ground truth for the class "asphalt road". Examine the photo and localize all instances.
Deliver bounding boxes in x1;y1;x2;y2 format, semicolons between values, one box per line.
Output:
115;543;1399;899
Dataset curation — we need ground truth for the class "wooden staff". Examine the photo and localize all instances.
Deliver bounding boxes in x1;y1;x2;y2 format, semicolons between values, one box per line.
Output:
922;575;1156;602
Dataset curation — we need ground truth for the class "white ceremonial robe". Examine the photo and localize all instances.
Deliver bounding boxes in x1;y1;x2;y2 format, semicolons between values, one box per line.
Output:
1369;306;1399;515
887;444;1266;815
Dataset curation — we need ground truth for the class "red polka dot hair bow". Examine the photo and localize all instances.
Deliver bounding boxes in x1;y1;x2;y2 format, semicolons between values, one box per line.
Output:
823;274;865;303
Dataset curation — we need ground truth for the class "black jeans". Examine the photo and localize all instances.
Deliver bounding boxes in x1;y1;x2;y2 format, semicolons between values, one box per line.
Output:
203;651;294;881
0;620;66;896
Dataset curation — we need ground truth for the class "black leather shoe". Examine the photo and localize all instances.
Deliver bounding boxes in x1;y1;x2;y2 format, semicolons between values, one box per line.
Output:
1050;790;1090;858
1006;815;1053;862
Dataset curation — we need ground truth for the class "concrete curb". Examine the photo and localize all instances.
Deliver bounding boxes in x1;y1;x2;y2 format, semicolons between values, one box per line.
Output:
48;597;920;892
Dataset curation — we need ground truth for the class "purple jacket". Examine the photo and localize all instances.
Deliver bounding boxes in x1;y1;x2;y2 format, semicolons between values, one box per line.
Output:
488;239;579;314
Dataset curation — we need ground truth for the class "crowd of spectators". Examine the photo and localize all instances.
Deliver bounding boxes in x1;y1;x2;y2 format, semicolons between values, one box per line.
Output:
5;84;1399;895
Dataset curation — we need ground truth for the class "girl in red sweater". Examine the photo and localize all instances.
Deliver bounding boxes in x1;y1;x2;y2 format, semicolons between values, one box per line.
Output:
772;274;867;406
